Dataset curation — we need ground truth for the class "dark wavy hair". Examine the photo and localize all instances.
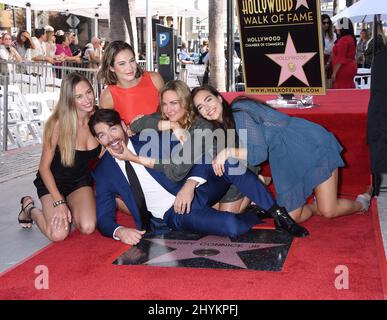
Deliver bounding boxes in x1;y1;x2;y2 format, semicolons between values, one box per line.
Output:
16;30;32;49
88;108;122;137
191;85;236;131
321;14;334;41
336;17;356;46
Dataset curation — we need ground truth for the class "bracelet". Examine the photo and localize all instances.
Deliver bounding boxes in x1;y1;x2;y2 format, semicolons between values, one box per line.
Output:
53;199;66;207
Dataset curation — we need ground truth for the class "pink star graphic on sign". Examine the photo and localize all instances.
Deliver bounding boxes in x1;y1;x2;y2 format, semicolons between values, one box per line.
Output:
144;235;285;269
265;33;316;86
296;0;309;10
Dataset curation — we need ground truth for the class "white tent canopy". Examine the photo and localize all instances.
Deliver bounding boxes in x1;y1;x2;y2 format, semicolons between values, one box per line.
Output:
1;0;208;20
332;0;387;23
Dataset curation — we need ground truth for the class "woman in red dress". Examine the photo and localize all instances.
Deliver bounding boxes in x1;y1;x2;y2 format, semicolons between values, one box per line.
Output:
331;17;357;89
97;41;164;124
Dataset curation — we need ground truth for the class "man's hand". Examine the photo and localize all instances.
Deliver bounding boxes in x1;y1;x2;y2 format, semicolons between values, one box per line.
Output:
116;227;146;245
173;179;198;214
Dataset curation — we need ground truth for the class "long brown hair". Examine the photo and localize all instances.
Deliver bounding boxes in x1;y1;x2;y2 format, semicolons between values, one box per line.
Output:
321;14;334;41
44;72;95;167
159;80;195;130
97;40;143;85
16;30;32;49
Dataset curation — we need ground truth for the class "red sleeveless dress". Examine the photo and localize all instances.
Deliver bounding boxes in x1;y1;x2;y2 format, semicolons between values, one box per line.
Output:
332;35;357;89
108;72;159;124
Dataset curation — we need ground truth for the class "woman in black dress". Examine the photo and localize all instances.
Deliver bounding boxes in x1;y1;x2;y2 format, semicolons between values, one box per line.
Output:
17;73;102;242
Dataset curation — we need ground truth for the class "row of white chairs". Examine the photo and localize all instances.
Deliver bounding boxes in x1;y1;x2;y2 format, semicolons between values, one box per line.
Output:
1;60;99;150
1;84;59;150
354;68;371;89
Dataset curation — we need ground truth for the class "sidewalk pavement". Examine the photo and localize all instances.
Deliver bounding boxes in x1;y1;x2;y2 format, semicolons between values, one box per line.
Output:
0;144;48;273
0;144;41;183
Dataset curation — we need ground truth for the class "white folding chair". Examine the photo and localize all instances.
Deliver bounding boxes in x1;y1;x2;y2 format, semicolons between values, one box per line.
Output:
25;93;52;124
354;74;371;89
354;67;371;89
5;85;42;144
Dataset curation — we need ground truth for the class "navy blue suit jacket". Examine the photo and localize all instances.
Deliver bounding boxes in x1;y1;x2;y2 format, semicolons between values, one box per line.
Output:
92;135;218;238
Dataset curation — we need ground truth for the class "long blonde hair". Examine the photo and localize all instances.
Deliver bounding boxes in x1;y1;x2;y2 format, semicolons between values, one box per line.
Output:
159;80;195;129
43;72;94;167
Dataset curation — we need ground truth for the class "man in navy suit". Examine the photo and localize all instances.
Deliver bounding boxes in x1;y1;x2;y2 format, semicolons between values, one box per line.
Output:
89;109;309;245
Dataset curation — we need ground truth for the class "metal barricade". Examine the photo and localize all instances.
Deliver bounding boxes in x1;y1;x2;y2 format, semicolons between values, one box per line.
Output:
1;60;99;94
138;60;146;70
0;75;9;150
0;60;101;150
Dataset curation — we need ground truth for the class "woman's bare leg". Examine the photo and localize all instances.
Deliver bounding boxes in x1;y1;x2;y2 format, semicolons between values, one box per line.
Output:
219;197;251;213
289;206;314;223
239;197;252;212
28;194;71;242
67;186;96;234
313;169;364;218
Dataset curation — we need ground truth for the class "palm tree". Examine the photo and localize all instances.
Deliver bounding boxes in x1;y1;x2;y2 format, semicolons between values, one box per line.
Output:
128;0;138;56
208;0;226;91
109;0;138;55
333;0;338;15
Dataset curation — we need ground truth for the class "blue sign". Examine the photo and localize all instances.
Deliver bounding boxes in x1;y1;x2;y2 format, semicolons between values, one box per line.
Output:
156;24;176;82
158;32;170;48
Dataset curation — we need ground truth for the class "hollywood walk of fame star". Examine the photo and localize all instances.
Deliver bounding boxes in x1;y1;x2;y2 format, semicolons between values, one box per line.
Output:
265;33;316;86
143;235;286;269
296;0;309;10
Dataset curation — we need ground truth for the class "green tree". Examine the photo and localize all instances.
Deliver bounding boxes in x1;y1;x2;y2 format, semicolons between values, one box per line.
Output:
333;0;338;15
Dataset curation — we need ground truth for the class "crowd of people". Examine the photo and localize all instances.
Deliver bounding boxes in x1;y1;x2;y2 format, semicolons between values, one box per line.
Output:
0;26;105;71
14;38;374;245
322;15;386;89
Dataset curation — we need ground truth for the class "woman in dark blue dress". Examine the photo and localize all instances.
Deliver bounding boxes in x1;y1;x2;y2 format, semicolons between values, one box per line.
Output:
191;85;372;223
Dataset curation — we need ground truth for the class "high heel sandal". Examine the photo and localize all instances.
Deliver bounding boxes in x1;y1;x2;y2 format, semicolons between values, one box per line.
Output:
356;186;373;213
18;196;35;228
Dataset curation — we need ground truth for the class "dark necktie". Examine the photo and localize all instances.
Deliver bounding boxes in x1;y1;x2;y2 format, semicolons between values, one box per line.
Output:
124;160;151;231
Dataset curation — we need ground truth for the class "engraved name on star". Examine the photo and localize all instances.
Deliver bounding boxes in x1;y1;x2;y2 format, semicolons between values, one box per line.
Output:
296;0;309;10
143;235;285;269
265;33;316;86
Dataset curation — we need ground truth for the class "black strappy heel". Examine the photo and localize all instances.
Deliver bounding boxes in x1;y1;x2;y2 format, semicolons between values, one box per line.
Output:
18;196;35;228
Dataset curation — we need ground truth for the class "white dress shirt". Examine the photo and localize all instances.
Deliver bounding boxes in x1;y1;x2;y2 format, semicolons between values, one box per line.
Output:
112;140;206;240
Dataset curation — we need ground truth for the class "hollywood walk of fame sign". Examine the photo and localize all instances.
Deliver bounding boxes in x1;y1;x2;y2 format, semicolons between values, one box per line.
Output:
236;0;325;95
113;229;293;271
